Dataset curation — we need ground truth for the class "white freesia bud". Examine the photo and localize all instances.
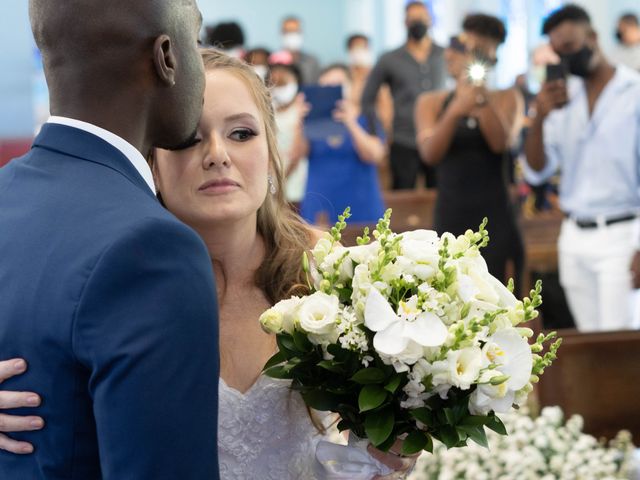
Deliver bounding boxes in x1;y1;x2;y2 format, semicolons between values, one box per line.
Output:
311;235;333;265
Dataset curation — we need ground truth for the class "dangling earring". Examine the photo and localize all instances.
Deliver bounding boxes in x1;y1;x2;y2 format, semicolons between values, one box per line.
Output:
267;175;277;195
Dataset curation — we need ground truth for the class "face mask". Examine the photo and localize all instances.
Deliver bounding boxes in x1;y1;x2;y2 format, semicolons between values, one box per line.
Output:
408;21;428;41
272;82;298;108
560;45;594;78
253;65;268;82
615;30;623;43
282;32;303;51
349;48;374;67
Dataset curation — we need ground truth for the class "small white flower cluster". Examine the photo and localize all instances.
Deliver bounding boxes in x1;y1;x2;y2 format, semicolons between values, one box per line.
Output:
409;407;636;480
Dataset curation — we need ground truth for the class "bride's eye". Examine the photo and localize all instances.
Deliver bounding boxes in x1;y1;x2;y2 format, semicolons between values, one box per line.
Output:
230;128;258;142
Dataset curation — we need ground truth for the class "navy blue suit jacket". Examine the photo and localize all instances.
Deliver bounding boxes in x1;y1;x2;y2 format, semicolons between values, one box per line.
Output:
0;124;220;479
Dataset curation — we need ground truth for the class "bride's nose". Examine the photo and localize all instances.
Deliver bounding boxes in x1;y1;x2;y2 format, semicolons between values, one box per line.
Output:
203;133;230;170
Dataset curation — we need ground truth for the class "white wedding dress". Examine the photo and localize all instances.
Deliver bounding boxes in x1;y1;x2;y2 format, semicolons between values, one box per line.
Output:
218;375;331;479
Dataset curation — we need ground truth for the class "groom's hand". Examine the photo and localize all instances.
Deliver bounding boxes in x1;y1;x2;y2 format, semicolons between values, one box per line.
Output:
0;359;44;454
367;440;419;479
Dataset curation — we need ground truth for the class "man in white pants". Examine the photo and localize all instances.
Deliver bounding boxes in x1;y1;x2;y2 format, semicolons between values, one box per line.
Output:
524;5;640;332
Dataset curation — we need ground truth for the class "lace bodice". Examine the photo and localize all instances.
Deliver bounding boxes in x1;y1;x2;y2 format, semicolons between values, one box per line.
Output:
218;375;330;479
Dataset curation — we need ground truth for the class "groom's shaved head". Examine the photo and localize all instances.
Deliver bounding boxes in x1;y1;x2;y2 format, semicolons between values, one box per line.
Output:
30;0;200;75
28;0;206;153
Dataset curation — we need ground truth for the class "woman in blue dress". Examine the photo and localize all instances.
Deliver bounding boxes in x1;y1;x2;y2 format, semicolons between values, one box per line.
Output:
298;64;386;225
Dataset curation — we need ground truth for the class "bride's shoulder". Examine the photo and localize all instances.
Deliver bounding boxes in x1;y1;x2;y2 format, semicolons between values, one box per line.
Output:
306;227;329;247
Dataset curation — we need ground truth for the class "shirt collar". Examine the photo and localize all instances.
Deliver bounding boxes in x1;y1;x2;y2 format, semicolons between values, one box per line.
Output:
46;116;156;193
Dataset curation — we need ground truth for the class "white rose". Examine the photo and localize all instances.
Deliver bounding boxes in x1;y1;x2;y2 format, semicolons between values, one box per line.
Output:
297;292;340;341
399;229;440;263
259;308;284;334
259;296;302;334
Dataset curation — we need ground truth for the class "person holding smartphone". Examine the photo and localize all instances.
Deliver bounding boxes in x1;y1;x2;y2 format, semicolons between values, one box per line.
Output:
415;14;525;292
298;64;386;225
523;4;640;332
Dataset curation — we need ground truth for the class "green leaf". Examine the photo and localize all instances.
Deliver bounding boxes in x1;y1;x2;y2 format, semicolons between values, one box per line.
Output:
457;425;489;448
351;368;386;385
358;385;388;412
438;425;461;449
277;334;299;357
376;433;397;453
461;415;491;427
263;364;294;379
401;430;429;456
384;374;402;393
410;407;433;426
364;408;394;447
485;415;507;435
317;360;344;373
301;390;340;411
292;329;313;352
263;350;286;370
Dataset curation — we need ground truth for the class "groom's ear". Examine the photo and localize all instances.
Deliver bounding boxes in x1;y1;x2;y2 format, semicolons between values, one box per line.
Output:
152;34;177;87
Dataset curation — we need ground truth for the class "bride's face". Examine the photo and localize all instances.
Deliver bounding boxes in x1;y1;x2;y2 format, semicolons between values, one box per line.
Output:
154;69;270;229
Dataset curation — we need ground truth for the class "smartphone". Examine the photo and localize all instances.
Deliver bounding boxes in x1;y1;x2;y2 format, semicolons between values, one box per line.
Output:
545;63;567;82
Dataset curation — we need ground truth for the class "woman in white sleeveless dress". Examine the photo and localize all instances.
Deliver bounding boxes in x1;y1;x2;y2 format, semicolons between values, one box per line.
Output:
0;50;414;479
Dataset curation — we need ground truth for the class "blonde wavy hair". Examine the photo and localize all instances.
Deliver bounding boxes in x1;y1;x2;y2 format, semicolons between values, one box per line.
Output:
198;49;311;304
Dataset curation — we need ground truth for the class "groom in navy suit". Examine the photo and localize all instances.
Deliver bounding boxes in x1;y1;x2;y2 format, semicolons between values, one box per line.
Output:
0;0;220;478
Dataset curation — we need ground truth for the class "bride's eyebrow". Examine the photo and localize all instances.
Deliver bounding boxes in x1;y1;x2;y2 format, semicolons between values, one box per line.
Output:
224;113;258;123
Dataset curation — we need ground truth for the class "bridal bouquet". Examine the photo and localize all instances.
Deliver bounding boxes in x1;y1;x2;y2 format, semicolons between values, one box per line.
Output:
260;209;561;457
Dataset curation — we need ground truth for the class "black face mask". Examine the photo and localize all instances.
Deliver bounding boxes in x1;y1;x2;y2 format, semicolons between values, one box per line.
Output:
615;30;623;43
560;45;594;78
408;21;428;41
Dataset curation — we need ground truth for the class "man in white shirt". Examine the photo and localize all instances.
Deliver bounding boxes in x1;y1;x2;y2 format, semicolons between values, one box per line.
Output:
524;5;640;332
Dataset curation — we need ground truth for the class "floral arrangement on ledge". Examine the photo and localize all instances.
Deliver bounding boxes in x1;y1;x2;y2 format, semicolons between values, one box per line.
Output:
408;406;637;480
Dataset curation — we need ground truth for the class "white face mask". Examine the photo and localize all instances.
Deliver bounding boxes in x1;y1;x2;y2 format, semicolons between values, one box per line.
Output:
252;65;268;82
349;48;373;67
282;32;303;51
272;83;299;108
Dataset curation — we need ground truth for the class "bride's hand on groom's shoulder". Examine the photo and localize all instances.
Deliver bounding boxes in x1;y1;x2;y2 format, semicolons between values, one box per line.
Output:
367;439;420;480
0;358;44;454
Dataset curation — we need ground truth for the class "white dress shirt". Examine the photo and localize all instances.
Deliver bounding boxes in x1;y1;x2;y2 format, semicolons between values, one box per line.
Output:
47;116;156;193
522;65;640;219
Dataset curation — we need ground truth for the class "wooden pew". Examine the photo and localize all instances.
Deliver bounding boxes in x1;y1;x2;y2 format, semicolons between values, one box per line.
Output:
537;328;640;441
383;189;437;232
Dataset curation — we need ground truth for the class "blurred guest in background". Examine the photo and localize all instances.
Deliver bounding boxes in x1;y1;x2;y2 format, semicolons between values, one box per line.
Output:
361;0;446;190
524;4;640;331
347;33;394;136
300;64;386;224
205;21;245;58
270;63;308;205
611;12;640;71
245;47;271;81
280;16;321;85
415;14;524;291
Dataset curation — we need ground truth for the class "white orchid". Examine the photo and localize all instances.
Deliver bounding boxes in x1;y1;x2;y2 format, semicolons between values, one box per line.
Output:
469;328;533;415
364;288;448;364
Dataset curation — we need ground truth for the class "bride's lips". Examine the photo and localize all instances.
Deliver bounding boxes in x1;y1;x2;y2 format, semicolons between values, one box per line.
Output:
198;178;241;194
